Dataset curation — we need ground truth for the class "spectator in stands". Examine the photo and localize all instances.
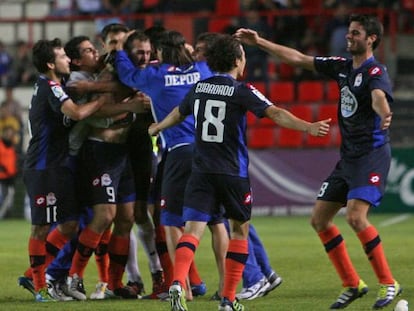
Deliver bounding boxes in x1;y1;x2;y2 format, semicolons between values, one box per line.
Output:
8;40;37;87
149;0;215;12
102;0;131;14
0;125;18;219
323;1;351;57
239;9;271;82
76;0;105;15
49;0;75;16
0;41;13;87
0;87;23;154
269;0;307;47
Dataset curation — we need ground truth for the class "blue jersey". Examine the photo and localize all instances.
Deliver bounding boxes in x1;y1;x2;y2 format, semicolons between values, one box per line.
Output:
314;56;393;158
179;74;272;177
24;75;71;170
115;51;213;149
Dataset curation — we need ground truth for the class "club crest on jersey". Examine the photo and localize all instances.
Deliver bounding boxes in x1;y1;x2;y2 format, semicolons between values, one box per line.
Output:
368;66;382;76
160;198;166;209
244;192;252;205
340;86;358;118
35;195;47;207
46;192;57;205
101;173;112;186
354;73;362;87
369;172;381;185
51;85;66;99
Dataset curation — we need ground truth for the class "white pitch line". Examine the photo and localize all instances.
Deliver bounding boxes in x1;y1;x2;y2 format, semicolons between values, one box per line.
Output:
378;214;412;227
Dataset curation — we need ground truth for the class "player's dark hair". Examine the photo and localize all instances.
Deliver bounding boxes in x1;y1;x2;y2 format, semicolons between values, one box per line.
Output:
156;30;193;66
101;23;129;41
64;35;90;71
195;32;222;52
144;25;166;44
205;34;242;73
144;25;167;61
349;14;383;50
32;38;63;73
124;30;150;54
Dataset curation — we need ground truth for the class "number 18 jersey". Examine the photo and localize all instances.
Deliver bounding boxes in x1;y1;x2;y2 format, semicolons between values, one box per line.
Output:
179;74;272;178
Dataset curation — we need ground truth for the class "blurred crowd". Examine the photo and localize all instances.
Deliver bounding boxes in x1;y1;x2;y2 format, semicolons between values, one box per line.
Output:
0;0;411;88
0;0;412;218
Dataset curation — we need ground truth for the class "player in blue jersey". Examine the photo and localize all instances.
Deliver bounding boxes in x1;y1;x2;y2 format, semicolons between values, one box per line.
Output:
23;38;107;302
236;13;401;310
114;29;213;301
148;34;330;311
193;32;282;301
121;30;168;298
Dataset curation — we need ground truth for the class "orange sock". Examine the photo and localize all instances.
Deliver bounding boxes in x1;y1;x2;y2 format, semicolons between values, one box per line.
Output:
28;237;46;291
45;227;70;266
357;225;394;284
188;261;202;286
173;234;199;287
24;267;32;279
108;234;130;290
69;227;102;278
318;225;360;287
155;225;173;285
95;228;111;283
222;239;248;302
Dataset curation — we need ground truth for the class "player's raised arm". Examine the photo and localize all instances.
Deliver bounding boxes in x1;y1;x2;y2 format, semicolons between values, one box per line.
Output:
148;106;186;136
234;28;315;71
264;105;331;137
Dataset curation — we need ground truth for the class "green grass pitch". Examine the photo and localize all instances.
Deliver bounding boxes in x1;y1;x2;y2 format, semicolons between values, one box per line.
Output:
0;214;412;310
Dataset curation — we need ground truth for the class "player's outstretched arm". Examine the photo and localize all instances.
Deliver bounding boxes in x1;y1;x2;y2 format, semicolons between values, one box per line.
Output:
264;105;331;136
234;28;315;71
61;96;106;121
148;106;186;136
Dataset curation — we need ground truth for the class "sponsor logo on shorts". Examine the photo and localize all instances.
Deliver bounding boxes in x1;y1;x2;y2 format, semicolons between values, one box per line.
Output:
92;177;100;186
244;192;252;205
35;195;47;207
369;172;381;185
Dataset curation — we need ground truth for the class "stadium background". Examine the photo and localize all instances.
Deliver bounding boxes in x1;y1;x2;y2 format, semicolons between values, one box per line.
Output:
0;0;413;217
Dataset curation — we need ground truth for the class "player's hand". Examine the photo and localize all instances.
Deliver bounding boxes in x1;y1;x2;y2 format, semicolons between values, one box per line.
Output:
308;118;331;136
125;92;150;113
234;28;260;45
381;112;392;130
115;29;136;51
136;91;152;110
148;123;160;136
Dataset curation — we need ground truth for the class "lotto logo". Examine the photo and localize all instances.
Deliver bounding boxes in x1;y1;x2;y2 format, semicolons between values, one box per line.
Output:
160;199;166;209
244;193;252;205
369;66;382;76
35;195;47;207
369;173;381;185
